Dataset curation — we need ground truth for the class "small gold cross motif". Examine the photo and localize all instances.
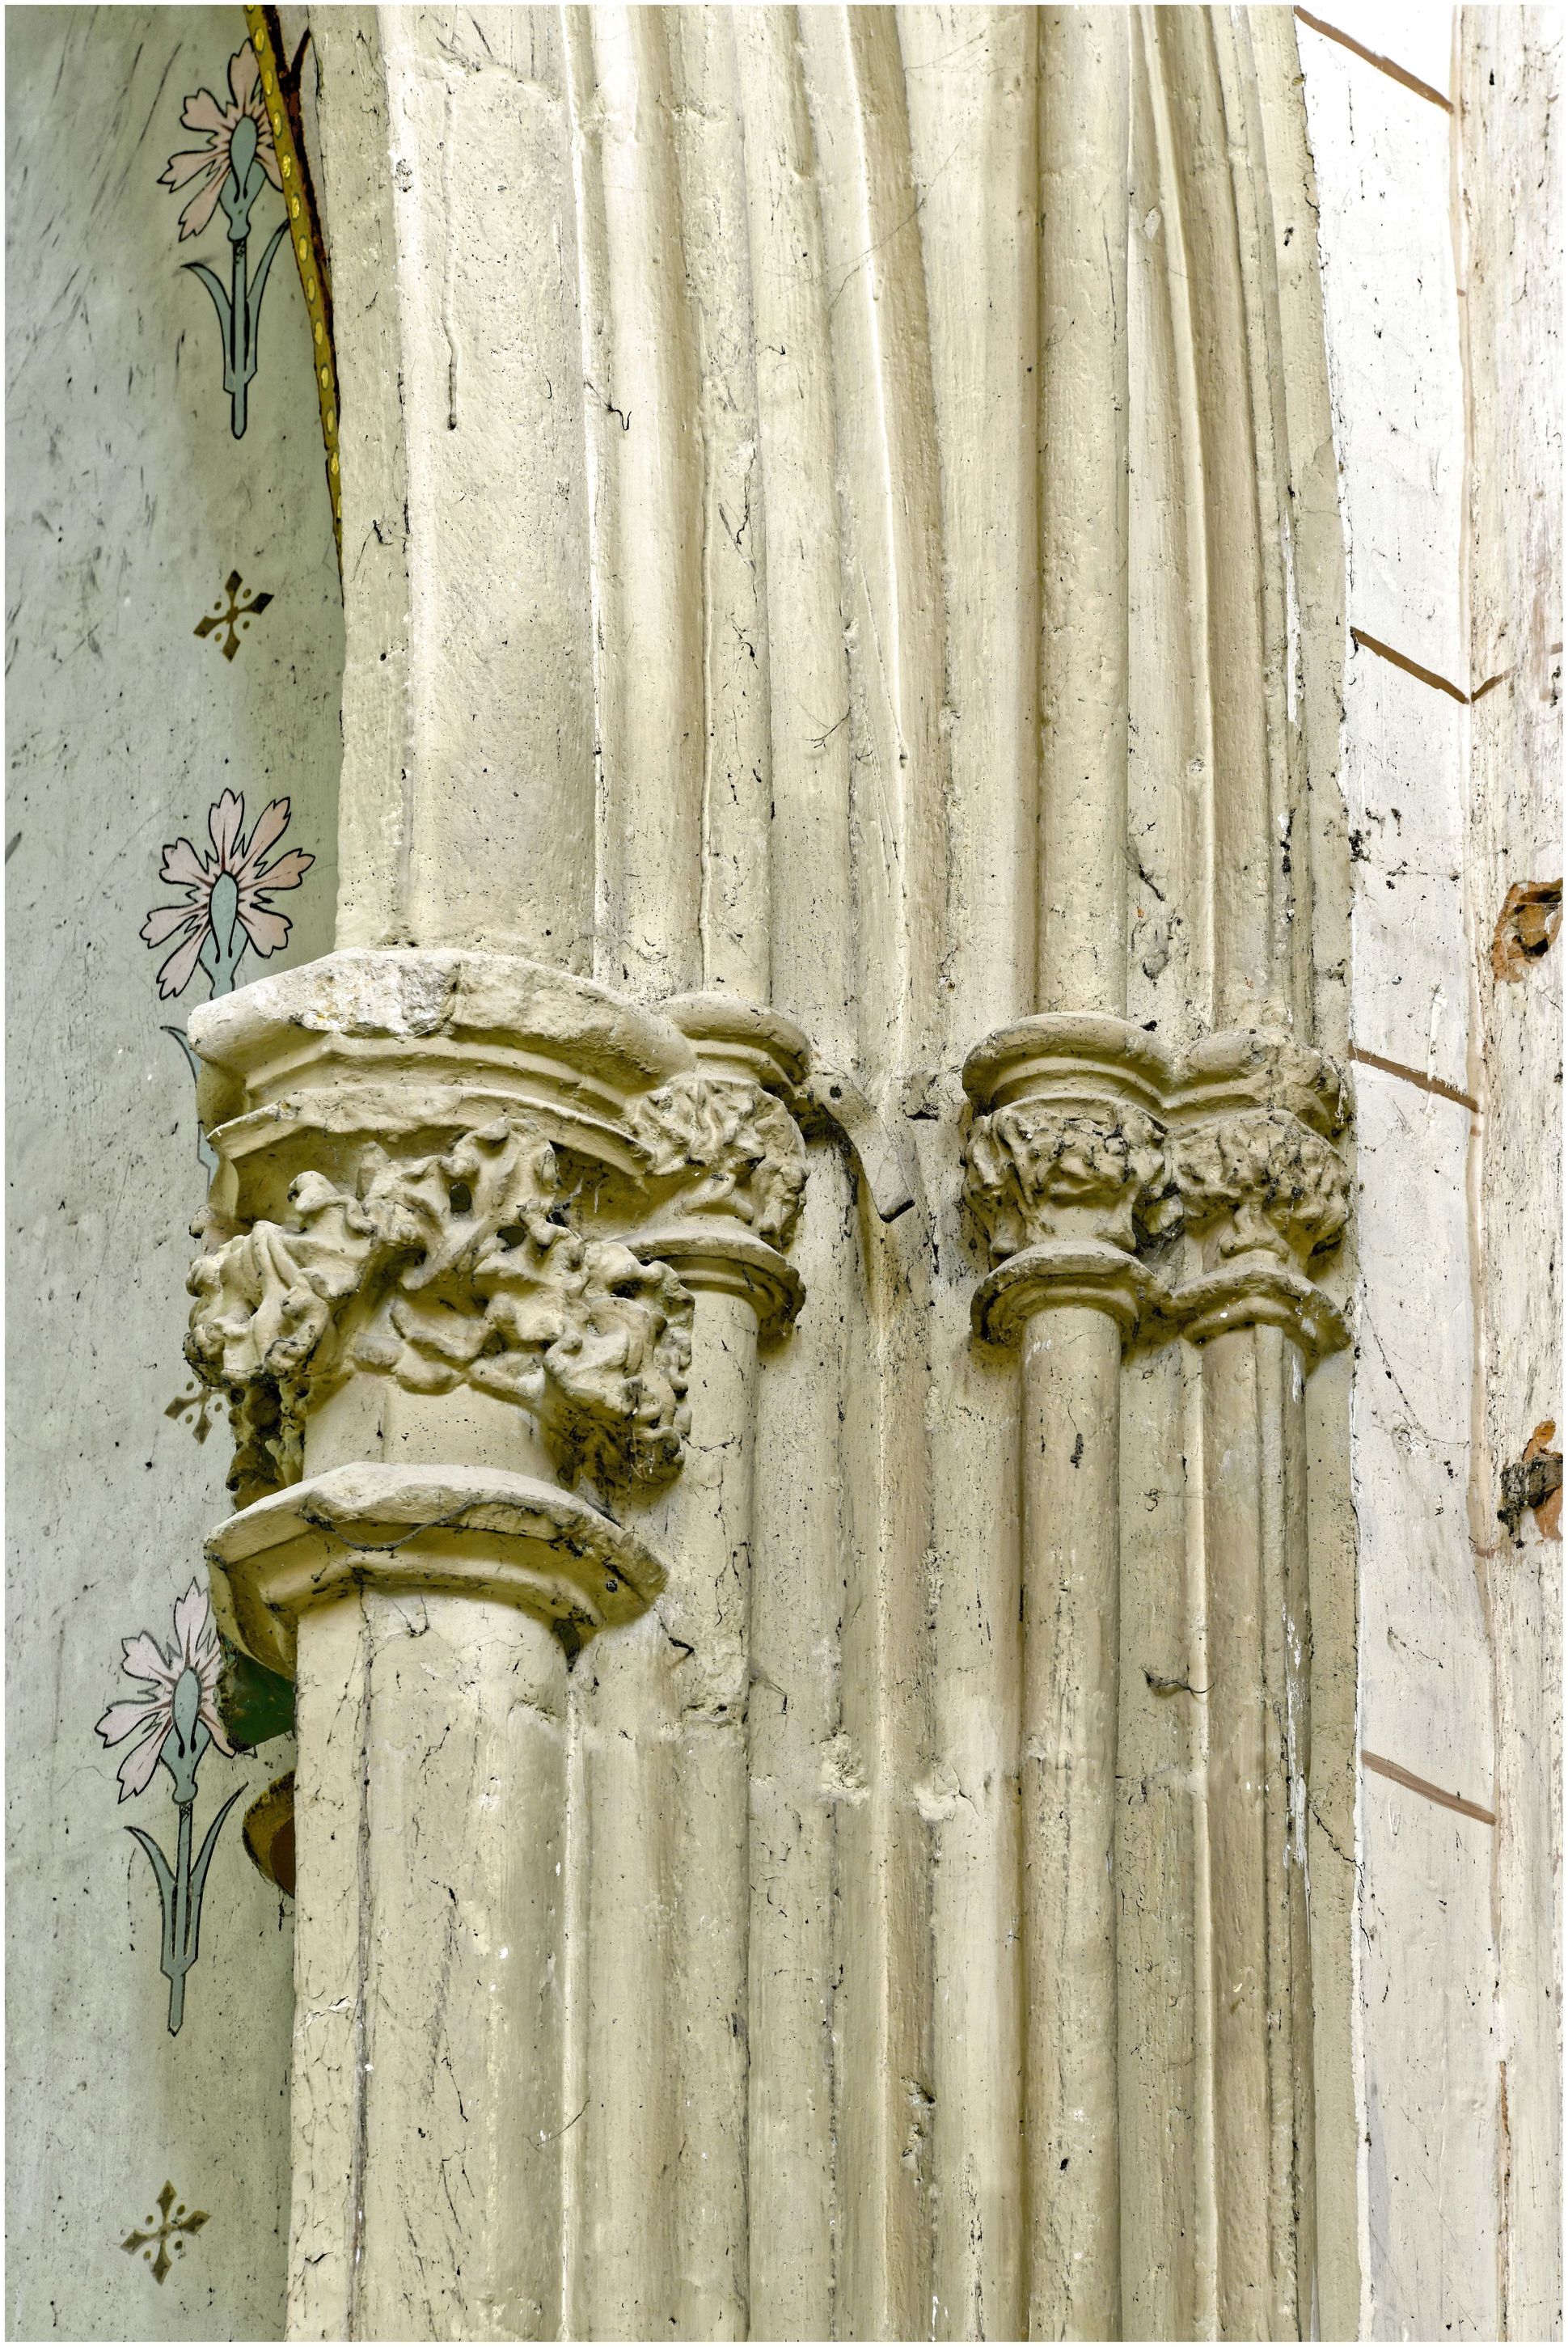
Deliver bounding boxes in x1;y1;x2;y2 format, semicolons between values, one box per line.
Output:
194;570;273;661
121;2181;209;2284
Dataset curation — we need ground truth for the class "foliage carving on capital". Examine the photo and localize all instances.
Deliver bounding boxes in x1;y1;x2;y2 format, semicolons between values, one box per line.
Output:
1171;1109;1349;1264
186;1118;693;1497
628;1072;807;1250
964;1102;1177;1263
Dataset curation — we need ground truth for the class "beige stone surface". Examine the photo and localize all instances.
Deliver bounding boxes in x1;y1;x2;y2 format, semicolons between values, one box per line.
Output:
156;15;1367;2340
1304;7;1562;2336
13;4;1557;2341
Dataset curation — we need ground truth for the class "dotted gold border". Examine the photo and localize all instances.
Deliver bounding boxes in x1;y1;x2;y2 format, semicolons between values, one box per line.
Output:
246;7;341;572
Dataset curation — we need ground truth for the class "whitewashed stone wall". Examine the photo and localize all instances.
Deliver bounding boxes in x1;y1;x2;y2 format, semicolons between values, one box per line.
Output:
1300;7;1562;2337
6;9;340;2337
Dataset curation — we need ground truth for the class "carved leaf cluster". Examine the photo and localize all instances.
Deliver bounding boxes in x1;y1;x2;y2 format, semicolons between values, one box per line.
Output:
1172;1110;1348;1262
186;1119;693;1498
629;1073;806;1248
964;1104;1177;1262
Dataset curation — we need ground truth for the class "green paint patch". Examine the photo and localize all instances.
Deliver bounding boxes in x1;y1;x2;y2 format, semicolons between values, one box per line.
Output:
217;1639;295;1747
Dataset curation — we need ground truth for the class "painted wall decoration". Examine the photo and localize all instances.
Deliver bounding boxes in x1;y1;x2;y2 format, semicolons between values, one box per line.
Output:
193;570;273;662
9;8;342;2328
95;1583;245;2036
122;2184;211;2287
142;786;313;1174
160;43;288;438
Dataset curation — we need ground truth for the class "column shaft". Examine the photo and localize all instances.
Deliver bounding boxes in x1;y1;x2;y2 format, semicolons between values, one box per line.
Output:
1033;27;1132;2320
578;1613;678;2336
1021;1305;1125;2341
289;1589;568;2343
668;1289;759;2340
575;1287;764;2339
1201;1324;1311;2341
746;1154;847;2337
1038;7;1131;1018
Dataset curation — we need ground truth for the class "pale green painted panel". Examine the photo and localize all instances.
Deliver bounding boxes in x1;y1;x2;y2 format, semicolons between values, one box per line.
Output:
6;7;342;2336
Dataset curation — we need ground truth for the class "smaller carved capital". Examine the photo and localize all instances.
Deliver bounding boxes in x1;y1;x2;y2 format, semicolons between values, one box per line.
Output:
961;1014;1178;1344
965;1102;1177;1262
628;996;811;1334
1162;1043;1352;1358
960;1016;1353;1360
630;1072;807;1250
1170;1108;1349;1269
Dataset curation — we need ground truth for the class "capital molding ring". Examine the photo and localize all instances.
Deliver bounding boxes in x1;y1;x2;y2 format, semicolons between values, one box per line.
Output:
972;1240;1168;1346
632;1224;804;1336
1169;1259;1350;1364
207;1462;668;1679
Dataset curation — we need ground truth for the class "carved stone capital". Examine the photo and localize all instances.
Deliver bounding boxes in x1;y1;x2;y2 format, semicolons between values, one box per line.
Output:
630;1072;806;1249
187;1114;695;1501
962;1016;1352;1357
184;954;819;1530
966;1102;1177;1260
1170;1107;1349;1267
630;993;810;1334
1164;1031;1351;1356
962;1014;1176;1340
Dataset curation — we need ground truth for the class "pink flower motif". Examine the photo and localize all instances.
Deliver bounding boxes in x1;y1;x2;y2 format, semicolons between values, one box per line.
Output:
95;1580;235;1803
141;789;313;1000
158;44;282;241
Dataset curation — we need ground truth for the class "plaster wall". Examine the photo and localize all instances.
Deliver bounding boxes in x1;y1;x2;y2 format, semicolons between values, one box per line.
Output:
5;8;340;2336
1300;7;1562;2336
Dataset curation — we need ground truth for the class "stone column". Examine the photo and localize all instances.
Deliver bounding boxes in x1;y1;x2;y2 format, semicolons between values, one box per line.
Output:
185;954;729;2340
962;1025;1350;2343
963;1018;1170;2343
177;10;1359;2336
979;9;1137;2335
568;996;807;2341
1164;1038;1350;2339
631;996;809;2339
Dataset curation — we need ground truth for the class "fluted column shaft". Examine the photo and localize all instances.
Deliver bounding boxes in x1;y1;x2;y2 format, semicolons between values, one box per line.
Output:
1038;6;1131;1021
